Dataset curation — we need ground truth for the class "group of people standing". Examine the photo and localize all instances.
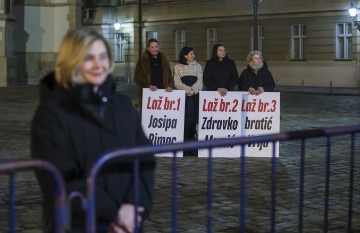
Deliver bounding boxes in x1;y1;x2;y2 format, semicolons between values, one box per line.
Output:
30;27;276;233
134;39;276;143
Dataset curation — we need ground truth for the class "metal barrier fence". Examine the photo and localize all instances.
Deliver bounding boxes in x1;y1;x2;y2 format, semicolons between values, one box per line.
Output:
0;125;358;232
86;124;360;233
0;160;69;233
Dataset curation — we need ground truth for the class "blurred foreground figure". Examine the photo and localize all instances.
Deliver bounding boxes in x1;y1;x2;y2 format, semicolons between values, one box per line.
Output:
31;27;156;233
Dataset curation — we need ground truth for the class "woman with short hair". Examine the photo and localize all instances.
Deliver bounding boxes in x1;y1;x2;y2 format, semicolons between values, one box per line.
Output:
238;50;275;95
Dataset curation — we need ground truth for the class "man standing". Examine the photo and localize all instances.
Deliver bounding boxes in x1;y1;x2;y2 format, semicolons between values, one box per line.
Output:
134;39;173;110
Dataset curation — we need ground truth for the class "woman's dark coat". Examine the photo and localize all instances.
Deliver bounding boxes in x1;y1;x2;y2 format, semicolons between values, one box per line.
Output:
203;57;239;91
238;62;275;92
31;73;155;232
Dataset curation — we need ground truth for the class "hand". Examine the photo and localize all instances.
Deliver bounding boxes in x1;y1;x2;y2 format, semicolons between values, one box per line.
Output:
250;90;259;95
217;88;228;97
112;204;145;233
187;89;195;96
248;87;256;95
149;85;158;91
165;86;173;92
108;223;127;233
254;89;261;95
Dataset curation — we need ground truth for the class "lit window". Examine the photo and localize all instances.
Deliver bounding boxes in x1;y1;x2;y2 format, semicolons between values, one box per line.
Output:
336;23;352;59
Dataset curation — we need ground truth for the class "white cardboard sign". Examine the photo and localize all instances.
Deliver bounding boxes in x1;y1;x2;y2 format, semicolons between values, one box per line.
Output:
239;92;280;157
141;88;186;157
198;91;243;157
198;91;280;158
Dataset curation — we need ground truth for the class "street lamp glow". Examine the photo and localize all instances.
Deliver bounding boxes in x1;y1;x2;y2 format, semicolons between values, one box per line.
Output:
349;3;357;17
113;20;121;31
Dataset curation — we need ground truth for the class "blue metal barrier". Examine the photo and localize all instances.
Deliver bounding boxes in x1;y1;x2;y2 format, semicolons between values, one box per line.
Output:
0;160;69;233
86;124;360;233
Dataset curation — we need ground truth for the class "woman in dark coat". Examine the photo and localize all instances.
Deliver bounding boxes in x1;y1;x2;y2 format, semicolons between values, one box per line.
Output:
203;43;239;96
238;50;275;95
31;28;155;233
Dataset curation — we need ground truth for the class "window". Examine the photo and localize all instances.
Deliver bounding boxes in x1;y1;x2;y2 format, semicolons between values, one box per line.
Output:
251;26;264;53
207;28;218;59
336;23;352;59
291;24;306;60
114;35;126;62
175;30;186;60
146;31;158;41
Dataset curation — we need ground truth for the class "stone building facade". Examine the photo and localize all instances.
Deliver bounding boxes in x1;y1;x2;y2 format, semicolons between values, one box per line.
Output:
1;0;360;88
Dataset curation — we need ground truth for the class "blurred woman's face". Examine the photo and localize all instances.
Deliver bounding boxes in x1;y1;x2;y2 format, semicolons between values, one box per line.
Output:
216;46;226;60
147;42;160;57
251;54;262;65
184;51;195;63
80;40;110;86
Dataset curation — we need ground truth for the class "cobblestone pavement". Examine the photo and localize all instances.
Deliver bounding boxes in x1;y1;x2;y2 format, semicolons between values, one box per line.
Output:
0;84;360;233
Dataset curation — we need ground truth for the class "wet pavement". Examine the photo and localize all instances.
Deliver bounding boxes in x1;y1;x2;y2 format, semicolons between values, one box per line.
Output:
0;83;360;232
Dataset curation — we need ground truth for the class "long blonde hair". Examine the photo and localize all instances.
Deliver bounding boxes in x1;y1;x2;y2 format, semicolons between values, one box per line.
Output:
55;27;113;88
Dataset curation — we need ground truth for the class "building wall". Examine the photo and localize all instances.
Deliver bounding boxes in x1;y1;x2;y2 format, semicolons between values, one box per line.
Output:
0;0;18;87
3;0;360;87
85;0;359;88
10;0;81;85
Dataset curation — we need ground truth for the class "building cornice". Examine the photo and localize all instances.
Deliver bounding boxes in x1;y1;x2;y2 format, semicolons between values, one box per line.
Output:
140;9;350;26
13;0;82;7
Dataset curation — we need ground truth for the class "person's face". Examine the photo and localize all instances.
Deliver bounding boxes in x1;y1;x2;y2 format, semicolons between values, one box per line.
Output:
216;46;226;60
79;40;110;86
184;50;195;63
251;54;262;65
147;42;160;57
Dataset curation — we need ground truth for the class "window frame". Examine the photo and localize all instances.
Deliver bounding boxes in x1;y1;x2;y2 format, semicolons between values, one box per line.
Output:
291;24;306;60
207;28;218;59
251;26;265;53
146;31;158;41
114;34;126;62
335;23;352;60
175;30;186;60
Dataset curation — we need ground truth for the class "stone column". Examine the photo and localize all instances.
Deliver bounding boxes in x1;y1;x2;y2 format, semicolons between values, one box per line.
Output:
68;0;83;29
0;0;18;86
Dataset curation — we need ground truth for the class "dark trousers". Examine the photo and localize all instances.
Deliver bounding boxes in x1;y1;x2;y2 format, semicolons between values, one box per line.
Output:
184;94;199;141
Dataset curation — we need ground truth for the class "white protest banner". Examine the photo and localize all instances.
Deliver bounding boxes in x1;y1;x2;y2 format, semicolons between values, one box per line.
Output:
198;91;243;158
141;88;186;157
239;92;280;157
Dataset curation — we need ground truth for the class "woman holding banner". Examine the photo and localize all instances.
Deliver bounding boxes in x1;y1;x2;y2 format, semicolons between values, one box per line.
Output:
203;43;239;97
134;38;173;110
174;46;203;145
238;50;275;95
31;27;155;233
